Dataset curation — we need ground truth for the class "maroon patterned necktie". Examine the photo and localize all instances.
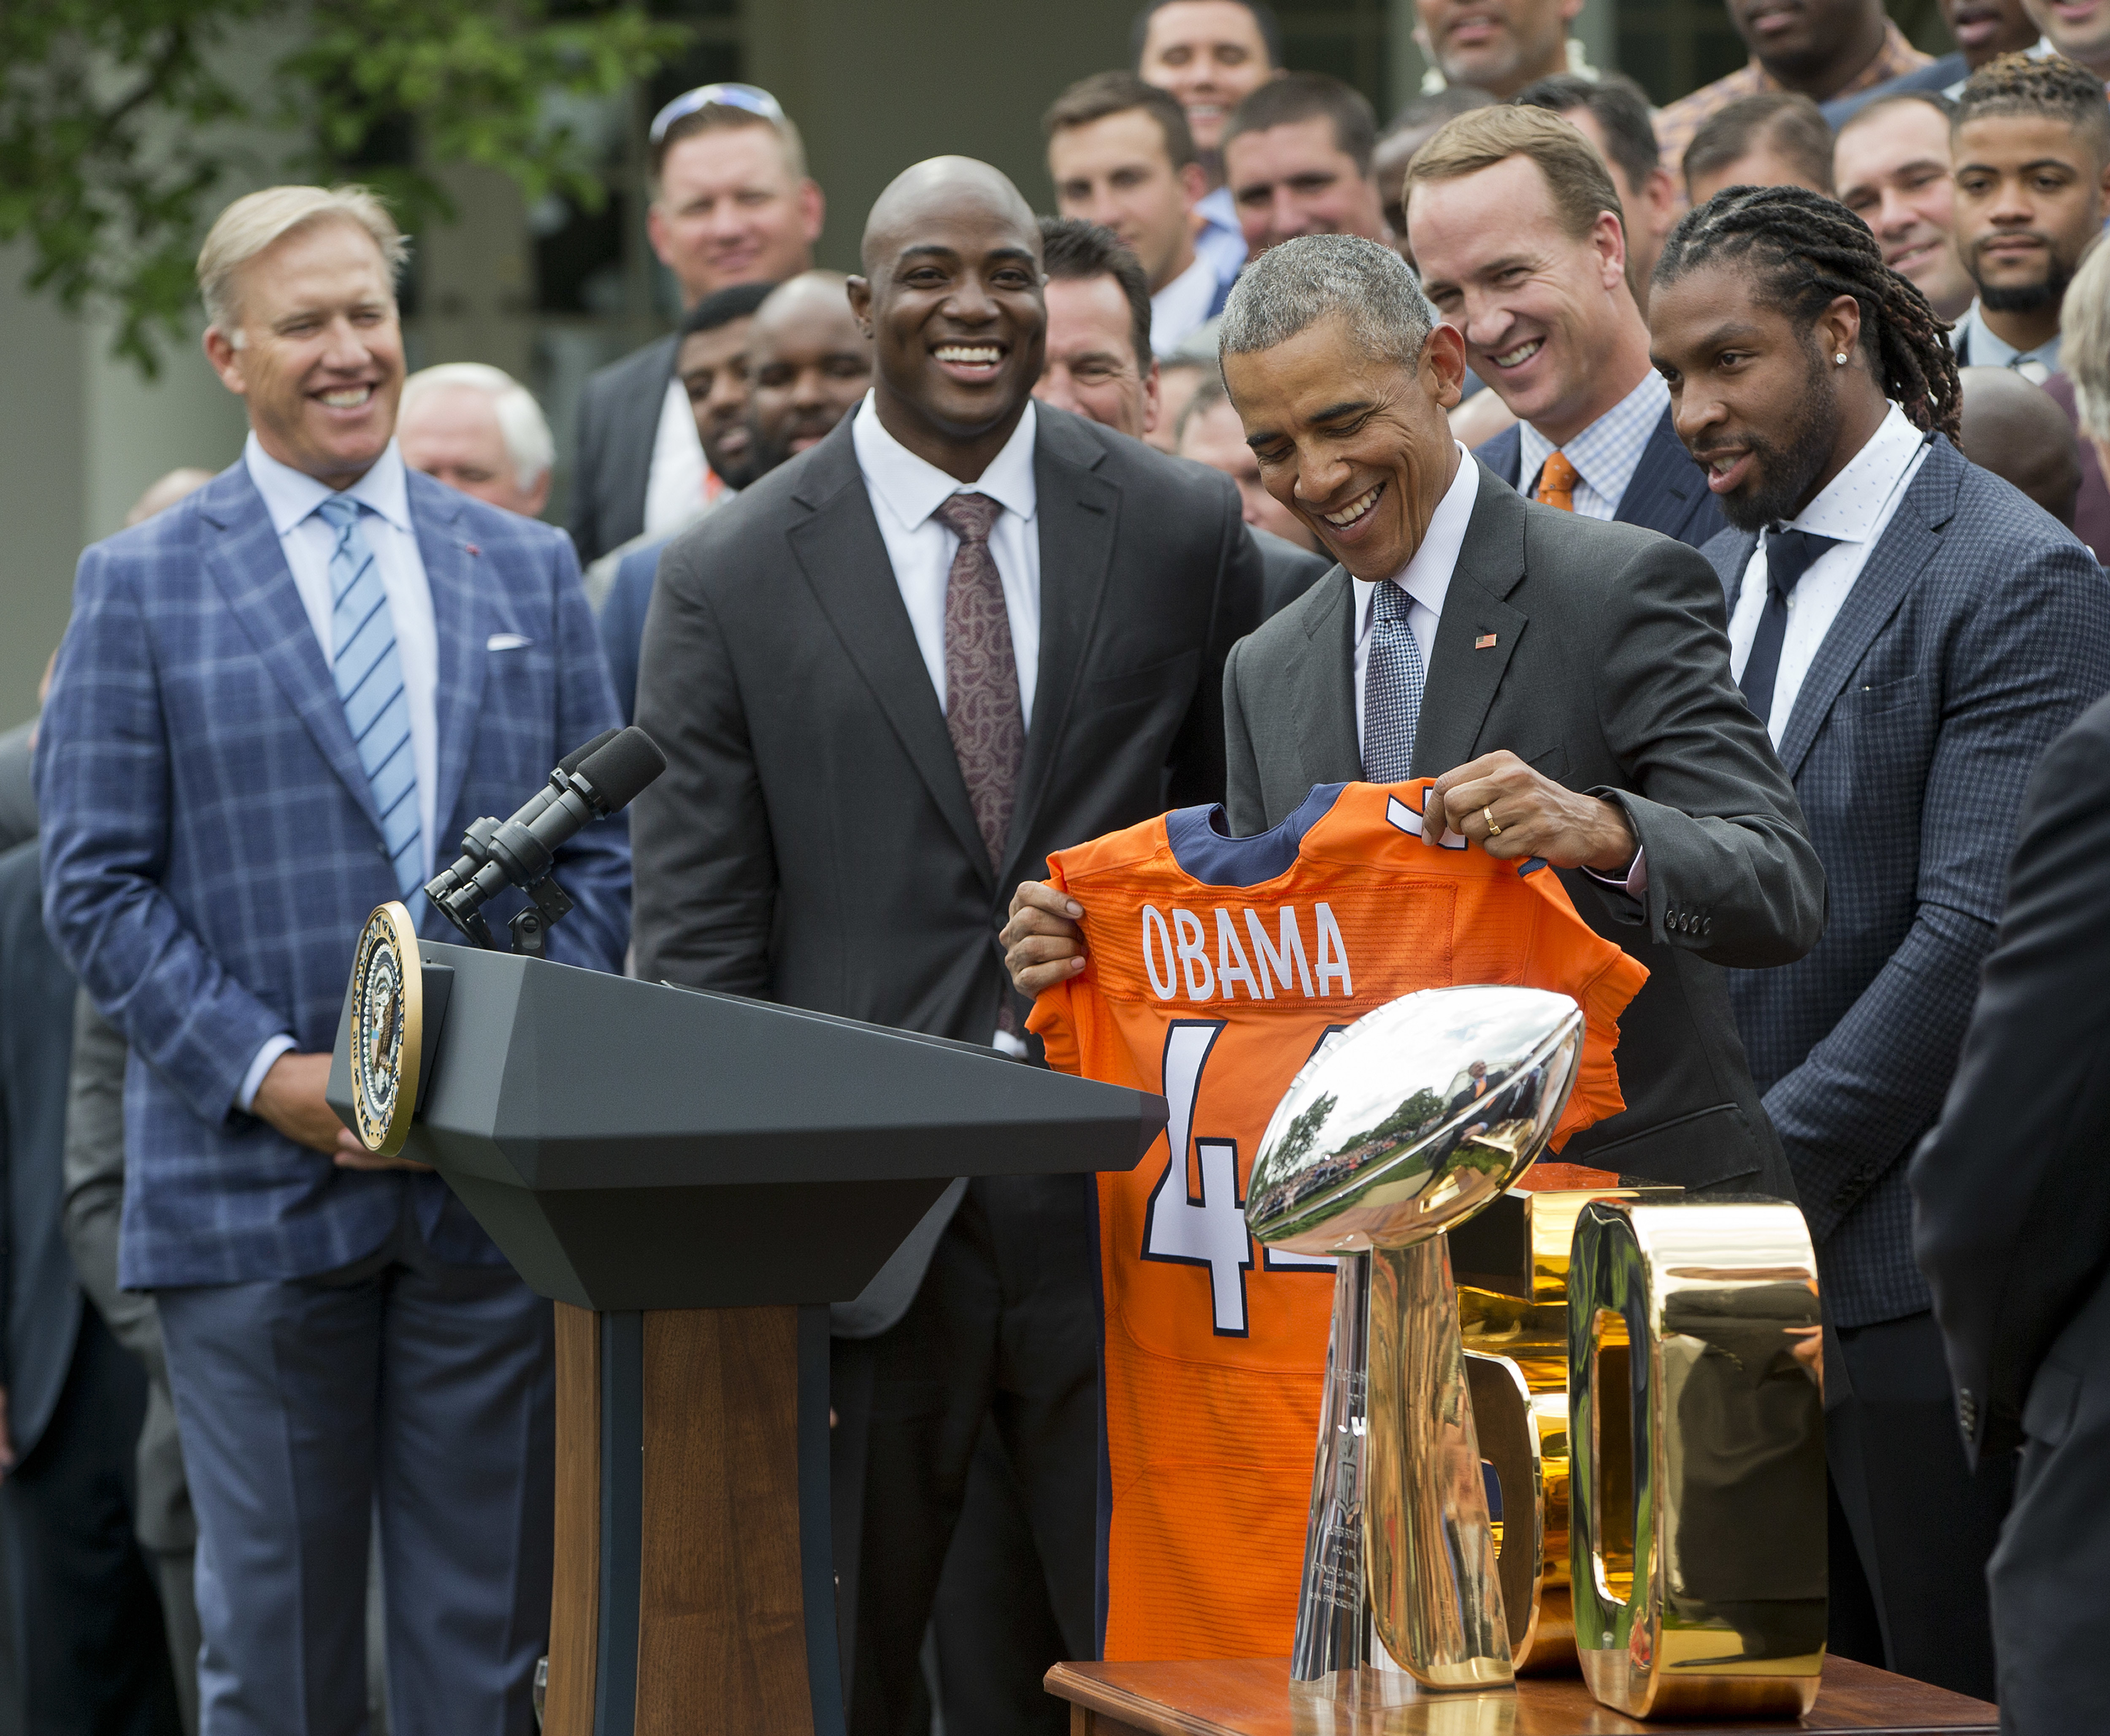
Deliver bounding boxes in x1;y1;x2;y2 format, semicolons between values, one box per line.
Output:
933;491;1023;870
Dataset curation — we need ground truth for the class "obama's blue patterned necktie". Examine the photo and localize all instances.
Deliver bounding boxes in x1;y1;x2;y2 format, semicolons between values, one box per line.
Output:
318;495;422;900
1361;577;1425;783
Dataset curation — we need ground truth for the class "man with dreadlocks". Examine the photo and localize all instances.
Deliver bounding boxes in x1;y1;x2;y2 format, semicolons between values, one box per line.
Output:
1650;181;2110;1703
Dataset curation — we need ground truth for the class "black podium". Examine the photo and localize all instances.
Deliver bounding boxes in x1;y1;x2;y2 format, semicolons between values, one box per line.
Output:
330;940;1162;1736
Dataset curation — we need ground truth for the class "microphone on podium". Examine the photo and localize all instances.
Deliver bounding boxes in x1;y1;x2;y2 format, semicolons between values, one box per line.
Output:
425;725;667;955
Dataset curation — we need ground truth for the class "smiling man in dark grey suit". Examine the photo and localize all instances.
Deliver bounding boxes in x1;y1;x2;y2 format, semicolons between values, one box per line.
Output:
1652;183;2110;1702
630;156;1259;1735
1407;105;1726;549
1007;232;1821;1198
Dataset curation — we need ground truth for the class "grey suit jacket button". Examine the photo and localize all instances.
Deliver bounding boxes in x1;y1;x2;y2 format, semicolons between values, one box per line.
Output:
1702;916;1714;936
1958;1390;1978;1433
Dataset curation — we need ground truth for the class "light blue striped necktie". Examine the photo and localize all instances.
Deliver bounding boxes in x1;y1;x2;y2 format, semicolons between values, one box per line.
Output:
1361;577;1425;783
317;495;422;900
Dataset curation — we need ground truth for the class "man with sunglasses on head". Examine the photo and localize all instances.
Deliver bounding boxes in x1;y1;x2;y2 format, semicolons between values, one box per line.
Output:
570;84;825;564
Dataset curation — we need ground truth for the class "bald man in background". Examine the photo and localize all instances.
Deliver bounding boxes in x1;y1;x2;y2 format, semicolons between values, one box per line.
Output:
599;273;868;725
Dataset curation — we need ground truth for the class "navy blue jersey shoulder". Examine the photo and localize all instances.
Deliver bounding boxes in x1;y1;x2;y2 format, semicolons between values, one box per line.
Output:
1166;782;1349;887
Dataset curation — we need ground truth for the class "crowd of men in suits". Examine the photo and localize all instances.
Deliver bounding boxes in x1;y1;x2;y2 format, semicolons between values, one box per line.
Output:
10;1;2110;1733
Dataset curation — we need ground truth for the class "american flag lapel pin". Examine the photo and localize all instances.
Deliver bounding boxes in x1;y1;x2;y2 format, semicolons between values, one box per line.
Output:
1475;632;1498;649
464;542;481;556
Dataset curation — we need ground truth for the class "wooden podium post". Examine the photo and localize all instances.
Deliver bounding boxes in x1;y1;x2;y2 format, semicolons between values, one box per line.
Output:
543;1301;841;1736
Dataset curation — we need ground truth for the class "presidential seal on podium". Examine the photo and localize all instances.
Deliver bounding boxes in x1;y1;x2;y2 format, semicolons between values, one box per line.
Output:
349;900;422;1155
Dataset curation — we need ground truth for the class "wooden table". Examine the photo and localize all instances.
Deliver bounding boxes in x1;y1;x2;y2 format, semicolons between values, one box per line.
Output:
1045;1656;1999;1736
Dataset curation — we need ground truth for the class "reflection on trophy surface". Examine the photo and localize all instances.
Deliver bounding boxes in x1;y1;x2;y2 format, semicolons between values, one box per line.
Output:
1452;1180;1684;1675
1568;1198;1826;1718
1247;986;1587;1697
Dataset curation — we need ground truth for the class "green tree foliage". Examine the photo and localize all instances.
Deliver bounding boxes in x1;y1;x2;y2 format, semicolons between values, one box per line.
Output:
0;0;686;374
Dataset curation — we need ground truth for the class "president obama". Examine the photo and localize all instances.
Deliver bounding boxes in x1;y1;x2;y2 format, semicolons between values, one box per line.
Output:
1006;234;1823;1194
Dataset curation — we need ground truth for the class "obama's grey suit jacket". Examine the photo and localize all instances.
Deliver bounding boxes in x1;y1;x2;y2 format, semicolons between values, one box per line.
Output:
1223;461;1824;1195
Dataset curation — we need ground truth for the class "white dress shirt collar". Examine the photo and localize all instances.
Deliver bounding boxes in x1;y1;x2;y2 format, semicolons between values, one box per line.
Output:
1515;369;1669;520
1956;301;2061;377
1773;401;1928;547
852;391;1038;535
244;432;414;536
1726;402;1934;751
1150;252;1220;357
1352;443;1479;641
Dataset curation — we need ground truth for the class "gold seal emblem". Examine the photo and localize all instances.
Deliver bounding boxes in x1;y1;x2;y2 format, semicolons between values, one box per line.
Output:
350;902;423;1155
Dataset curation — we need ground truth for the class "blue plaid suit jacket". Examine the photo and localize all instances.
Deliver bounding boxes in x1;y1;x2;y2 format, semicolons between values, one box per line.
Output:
36;460;628;1290
1709;437;2110;1328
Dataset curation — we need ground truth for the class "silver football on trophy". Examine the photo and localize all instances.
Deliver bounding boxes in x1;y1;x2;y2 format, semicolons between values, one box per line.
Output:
1245;985;1585;1257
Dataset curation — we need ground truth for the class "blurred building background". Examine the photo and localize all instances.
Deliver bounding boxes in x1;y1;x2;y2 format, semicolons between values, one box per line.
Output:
0;0;1953;724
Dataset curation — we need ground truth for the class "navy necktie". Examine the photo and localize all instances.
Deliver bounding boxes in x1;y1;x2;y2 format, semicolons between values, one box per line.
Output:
1739;528;1839;727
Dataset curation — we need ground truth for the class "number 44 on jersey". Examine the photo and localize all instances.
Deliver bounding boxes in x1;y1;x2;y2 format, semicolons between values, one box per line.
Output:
1143;1020;1337;1336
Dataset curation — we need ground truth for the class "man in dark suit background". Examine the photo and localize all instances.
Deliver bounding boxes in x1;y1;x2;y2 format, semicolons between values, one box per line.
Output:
1911;693;2110;1733
1651;183;2110;1701
1406;106;1725;550
1924;696;2110;1736
1005;232;1823;1201
0;843;181;1734
1908;220;2110;1735
568;85;822;563
630;157;1260;1735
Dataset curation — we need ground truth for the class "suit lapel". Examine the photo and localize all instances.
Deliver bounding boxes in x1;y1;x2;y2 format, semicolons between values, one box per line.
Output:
1292;573;1363;785
1715;529;1761;611
412;477;488;848
197;469;381;832
1479;423;1523;490
1775;441;1956;779
1004;417;1118;886
787;425;991;879
1413;464;1528;777
1617;408;1710;541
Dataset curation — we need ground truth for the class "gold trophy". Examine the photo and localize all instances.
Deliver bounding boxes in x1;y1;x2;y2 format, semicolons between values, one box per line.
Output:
1567;1197;1826;1718
1245;986;1588;1701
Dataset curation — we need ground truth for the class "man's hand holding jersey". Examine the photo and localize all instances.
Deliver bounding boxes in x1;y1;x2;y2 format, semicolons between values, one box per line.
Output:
1001;751;1638;999
1427;751;1637;873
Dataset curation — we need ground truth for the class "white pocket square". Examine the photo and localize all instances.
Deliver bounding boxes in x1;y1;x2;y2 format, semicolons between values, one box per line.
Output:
487;633;532;652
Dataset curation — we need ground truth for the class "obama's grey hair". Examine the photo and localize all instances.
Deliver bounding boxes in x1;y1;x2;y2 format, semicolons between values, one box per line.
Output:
1218;233;1436;373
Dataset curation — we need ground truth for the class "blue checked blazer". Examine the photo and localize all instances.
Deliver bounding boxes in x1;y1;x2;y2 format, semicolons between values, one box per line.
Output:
36;461;628;1290
1708;436;2110;1328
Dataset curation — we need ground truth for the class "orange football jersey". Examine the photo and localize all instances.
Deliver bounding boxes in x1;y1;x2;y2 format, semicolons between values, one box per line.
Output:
1026;779;1647;1663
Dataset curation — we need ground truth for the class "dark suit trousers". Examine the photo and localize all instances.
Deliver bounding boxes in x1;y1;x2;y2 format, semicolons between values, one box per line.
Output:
830;1174;1098;1736
931;1425;1070;1735
1825;1309;2011;1702
1;1303;182;1736
1986;1269;2110;1733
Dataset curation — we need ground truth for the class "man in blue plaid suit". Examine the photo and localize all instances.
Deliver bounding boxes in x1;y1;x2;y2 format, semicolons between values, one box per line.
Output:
36;186;627;1735
1653;185;2110;1703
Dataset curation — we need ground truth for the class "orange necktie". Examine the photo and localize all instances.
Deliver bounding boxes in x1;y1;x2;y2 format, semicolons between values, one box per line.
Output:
1536;450;1579;512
